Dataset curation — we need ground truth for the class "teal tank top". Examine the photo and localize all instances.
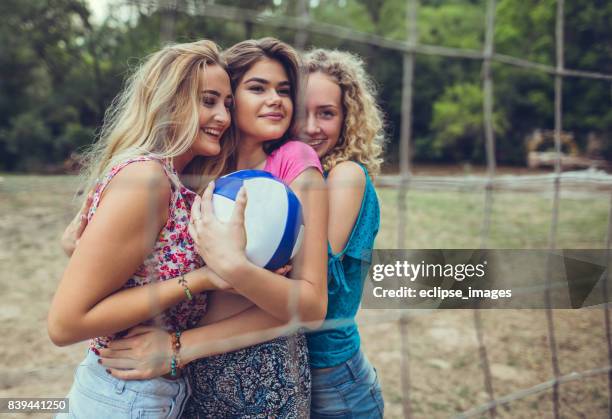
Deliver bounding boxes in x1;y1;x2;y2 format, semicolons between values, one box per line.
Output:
306;163;380;368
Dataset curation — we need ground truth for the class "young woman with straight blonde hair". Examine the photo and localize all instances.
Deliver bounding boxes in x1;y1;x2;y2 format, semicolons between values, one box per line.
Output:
49;39;235;418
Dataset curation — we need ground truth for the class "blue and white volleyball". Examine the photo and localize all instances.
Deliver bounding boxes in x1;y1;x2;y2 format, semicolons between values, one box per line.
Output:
212;170;304;271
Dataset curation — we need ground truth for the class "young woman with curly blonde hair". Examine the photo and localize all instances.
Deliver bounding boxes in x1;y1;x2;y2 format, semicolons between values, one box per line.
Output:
301;48;385;418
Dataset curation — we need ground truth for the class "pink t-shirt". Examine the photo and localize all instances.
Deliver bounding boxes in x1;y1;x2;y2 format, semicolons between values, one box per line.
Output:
264;140;323;184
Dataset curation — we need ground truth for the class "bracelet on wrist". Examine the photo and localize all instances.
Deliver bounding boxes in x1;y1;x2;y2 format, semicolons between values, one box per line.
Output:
169;330;182;377
178;274;193;301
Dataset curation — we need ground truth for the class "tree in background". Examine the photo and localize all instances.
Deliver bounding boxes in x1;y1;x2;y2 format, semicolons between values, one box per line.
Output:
0;0;97;171
0;0;609;172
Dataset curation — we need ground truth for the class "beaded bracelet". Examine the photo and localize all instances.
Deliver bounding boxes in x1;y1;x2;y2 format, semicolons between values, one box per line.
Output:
178;275;193;301
169;330;182;377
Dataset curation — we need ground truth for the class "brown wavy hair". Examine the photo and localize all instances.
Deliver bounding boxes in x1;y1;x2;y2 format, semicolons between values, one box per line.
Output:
221;37;302;172
303;49;385;177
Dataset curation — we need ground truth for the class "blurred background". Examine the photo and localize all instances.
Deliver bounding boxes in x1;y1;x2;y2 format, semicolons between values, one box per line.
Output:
1;0;610;173
1;1;611;418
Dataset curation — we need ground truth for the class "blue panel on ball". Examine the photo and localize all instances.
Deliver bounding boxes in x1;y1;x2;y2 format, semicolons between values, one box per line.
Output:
213;176;243;201
225;169;276;181
265;186;304;270
214;170;278;201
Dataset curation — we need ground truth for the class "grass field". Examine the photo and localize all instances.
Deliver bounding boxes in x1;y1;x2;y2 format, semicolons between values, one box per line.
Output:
0;174;609;418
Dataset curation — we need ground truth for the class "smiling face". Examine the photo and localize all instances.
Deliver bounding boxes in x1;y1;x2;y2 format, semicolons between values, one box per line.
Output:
300;72;344;159
234;58;293;145
191;63;233;157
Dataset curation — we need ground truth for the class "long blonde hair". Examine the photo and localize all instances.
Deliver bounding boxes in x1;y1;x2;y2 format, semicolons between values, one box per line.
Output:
303;49;385;177
79;40;234;198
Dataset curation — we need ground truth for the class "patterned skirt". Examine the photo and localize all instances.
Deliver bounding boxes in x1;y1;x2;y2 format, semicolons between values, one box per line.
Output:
182;333;311;418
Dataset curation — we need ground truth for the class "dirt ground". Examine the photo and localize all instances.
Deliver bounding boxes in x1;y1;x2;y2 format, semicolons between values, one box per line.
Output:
1;174;610;418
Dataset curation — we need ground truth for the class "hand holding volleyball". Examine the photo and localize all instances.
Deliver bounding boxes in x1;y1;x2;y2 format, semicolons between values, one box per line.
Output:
189;179;248;278
189;170;304;276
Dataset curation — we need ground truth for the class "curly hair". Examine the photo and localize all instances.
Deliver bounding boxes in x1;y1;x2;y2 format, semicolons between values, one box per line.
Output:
303;49;385;177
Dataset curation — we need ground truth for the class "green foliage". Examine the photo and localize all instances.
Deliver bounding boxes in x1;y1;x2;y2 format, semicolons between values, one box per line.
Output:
419;2;485;49
495;0;556;63
0;0;610;172
3;112;51;171
311;0;376;33
430;82;508;161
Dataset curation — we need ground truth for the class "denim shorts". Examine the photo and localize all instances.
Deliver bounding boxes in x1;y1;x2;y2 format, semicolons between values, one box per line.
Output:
310;349;384;419
57;350;190;419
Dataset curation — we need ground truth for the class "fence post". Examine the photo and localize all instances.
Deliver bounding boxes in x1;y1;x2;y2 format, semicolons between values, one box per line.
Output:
398;1;418;418
544;1;566;417
474;1;498;418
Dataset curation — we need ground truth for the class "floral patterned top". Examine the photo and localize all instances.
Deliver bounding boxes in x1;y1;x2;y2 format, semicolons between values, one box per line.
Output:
88;156;207;350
